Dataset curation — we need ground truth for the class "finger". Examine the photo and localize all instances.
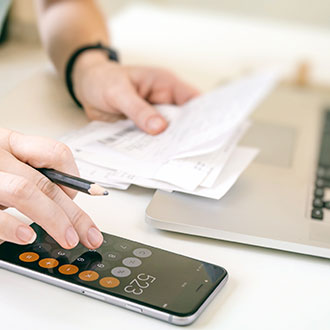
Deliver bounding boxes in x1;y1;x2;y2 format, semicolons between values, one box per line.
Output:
0;149;76;199
83;103;126;122
0;211;36;245
0;171;79;249
172;79;200;105
148;89;174;105
105;87;168;135
6;131;79;198
0;153;103;248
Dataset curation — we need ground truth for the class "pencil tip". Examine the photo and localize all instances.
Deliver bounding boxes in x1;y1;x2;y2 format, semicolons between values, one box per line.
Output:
88;184;109;196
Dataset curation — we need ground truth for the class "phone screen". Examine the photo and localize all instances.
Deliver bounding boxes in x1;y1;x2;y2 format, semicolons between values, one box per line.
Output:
0;223;227;317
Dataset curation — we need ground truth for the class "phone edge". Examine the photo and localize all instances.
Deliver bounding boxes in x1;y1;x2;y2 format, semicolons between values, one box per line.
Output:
0;260;228;325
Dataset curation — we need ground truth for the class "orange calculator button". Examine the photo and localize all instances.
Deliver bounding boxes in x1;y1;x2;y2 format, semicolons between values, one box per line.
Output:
99;277;120;288
58;264;79;275
39;258;59;269
19;252;39;262
78;270;99;282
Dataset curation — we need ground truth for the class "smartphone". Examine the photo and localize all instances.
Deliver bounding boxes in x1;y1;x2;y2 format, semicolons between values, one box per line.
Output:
0;223;228;325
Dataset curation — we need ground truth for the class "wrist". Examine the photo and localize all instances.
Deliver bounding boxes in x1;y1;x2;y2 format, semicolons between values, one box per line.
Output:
72;50;110;91
65;43;119;107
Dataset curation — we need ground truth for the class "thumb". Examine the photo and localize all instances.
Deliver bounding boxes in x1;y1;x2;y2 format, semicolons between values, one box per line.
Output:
106;88;168;135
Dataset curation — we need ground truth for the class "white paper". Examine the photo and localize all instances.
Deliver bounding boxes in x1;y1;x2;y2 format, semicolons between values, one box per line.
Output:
62;69;278;199
178;146;259;199
75;159;131;190
68;69;278;164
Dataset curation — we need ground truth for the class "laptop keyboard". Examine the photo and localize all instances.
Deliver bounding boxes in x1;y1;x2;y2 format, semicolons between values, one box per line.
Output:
311;110;330;220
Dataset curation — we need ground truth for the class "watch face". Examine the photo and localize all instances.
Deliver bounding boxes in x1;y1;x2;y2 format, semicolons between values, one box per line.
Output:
0;223;227;316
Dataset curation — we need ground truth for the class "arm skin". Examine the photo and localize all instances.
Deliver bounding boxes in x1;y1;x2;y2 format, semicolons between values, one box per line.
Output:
36;0;110;77
36;0;199;135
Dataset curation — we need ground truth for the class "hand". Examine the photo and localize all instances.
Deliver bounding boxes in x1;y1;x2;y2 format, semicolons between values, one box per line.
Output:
0;128;103;249
72;51;200;135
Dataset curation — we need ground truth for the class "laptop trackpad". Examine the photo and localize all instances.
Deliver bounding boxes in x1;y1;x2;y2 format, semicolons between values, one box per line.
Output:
240;122;296;168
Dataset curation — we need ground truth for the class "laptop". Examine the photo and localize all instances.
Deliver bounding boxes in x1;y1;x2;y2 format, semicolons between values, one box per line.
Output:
145;84;330;258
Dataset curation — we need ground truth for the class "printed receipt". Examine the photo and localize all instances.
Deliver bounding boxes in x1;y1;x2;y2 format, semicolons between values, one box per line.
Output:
63;69;280;199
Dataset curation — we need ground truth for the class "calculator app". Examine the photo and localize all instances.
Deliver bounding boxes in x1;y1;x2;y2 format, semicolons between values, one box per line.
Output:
0;224;226;316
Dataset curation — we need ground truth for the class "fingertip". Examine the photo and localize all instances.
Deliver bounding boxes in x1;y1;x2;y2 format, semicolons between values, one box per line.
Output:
65;226;80;249
146;116;168;135
87;227;103;249
16;225;37;244
174;83;201;105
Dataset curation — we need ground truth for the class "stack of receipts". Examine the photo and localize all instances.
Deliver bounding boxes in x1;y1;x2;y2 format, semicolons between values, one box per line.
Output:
63;70;280;199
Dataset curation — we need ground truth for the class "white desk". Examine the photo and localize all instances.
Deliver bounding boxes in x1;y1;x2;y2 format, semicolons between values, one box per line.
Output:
1;5;330;330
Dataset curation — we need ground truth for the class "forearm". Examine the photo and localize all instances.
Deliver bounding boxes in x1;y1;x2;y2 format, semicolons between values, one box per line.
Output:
36;0;110;77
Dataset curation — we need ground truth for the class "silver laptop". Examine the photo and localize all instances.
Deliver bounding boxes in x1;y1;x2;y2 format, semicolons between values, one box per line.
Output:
146;84;330;258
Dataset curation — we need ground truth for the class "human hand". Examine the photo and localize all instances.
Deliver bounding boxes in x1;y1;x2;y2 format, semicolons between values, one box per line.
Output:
0;128;103;249
72;51;200;135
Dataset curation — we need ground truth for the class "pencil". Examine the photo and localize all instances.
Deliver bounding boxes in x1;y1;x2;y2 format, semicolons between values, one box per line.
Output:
36;168;109;196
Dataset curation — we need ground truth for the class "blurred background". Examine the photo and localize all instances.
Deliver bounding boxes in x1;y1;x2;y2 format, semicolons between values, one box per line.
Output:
3;0;330;42
1;0;330;99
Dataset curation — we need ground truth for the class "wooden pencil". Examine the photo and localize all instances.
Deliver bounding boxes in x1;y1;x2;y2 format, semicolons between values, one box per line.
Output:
36;168;109;196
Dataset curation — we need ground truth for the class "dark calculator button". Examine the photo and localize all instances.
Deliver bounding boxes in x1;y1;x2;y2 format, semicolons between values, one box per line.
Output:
102;238;112;246
52;249;70;258
114;242;132;253
95;263;107;270
314;188;324;198
106;251;121;261
324;201;330;209
45;235;57;244
32;243;51;253
311;208;323;220
313;198;324;208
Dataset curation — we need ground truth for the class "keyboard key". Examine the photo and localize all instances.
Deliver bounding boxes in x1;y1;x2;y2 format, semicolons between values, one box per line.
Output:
311;208;323;220
314;188;324;198
315;179;324;188
317;167;326;178
313;198;324;208
319;134;330;167
325;168;330;180
324;201;330;209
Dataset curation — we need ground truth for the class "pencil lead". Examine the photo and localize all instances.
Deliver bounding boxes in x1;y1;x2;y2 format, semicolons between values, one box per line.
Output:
103;190;109;196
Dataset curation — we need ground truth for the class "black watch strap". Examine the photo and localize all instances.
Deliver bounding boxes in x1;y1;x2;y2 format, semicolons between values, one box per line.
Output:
65;42;119;107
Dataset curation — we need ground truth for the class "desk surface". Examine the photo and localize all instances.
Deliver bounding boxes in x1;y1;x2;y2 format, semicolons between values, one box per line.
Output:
1;5;330;330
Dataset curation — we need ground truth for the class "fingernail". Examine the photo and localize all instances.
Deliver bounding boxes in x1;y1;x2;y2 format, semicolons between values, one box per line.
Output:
65;226;79;248
87;227;103;247
146;116;165;133
16;226;37;244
